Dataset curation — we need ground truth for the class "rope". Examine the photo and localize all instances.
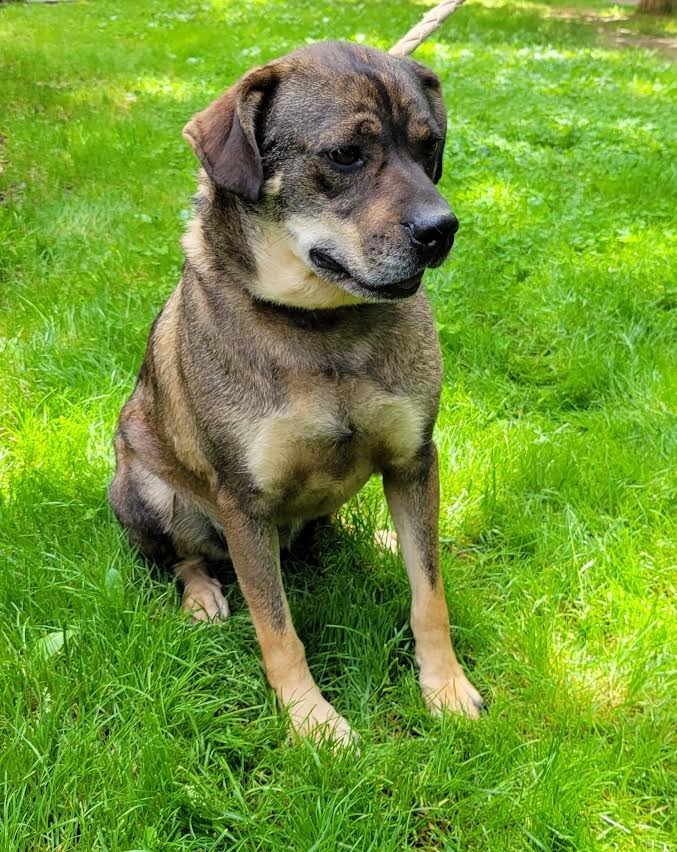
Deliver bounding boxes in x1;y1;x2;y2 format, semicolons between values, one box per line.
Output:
389;0;466;57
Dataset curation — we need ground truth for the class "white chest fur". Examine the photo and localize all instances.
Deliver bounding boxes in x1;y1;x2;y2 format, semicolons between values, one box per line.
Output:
246;378;425;518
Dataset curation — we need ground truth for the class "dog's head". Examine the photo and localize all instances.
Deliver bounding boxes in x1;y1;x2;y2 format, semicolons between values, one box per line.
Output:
184;42;457;307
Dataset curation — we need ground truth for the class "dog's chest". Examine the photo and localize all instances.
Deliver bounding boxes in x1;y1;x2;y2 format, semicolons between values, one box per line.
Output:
245;377;425;520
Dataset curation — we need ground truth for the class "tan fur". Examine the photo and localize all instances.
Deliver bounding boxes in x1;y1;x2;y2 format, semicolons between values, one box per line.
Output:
182;172;218;278
181;216;214;279
353;388;427;468
257;620;355;744
262;173;284;198
246;378;425;519
248;221;365;309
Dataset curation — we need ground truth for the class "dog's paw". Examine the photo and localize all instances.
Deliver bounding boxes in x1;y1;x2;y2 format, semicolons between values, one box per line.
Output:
284;687;357;748
181;576;230;623
422;671;486;720
298;710;358;749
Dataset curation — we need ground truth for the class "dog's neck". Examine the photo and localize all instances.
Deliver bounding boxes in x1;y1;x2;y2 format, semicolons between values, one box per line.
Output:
182;177;255;279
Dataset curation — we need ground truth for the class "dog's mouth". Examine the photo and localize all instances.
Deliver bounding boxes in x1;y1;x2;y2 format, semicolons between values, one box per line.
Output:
309;248;422;300
309;249;347;276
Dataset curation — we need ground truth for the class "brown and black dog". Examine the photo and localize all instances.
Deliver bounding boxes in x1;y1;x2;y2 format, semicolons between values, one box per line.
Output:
109;41;485;744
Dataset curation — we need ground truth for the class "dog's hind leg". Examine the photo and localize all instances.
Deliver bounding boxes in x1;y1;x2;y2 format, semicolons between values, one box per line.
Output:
109;451;180;571
110;437;230;622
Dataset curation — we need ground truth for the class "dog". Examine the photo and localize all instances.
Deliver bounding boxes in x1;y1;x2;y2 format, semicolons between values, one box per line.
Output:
109;41;485;744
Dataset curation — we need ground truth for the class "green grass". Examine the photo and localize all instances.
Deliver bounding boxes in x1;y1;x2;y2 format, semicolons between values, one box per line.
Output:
1;0;675;848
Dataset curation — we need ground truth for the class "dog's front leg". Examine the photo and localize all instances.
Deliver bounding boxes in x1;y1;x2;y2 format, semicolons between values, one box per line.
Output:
217;494;356;745
383;444;485;719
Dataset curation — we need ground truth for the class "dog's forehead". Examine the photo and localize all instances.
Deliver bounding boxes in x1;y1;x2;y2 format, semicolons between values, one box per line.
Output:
270;41;441;140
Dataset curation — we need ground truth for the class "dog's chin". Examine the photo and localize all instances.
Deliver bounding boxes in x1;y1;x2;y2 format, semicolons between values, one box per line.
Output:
309;249;423;302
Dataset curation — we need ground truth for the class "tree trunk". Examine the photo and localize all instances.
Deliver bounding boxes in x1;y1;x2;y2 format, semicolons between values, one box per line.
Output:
637;0;674;14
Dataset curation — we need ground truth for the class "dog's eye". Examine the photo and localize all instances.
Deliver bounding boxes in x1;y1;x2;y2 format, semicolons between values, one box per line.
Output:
325;146;363;169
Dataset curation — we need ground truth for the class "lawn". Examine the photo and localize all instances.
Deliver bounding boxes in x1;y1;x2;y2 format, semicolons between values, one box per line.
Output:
1;0;675;848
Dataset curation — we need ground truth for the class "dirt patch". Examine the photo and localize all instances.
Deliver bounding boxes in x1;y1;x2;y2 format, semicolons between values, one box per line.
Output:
547;7;633;20
547;6;677;58
598;25;677;58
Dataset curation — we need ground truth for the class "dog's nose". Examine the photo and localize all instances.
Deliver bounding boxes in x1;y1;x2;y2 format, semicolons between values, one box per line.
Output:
404;213;459;253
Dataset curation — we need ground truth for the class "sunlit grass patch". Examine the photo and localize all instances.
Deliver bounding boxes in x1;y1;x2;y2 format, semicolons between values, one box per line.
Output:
1;0;675;848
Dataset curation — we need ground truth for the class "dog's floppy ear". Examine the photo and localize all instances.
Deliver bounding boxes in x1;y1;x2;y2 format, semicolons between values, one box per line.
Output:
182;65;277;202
430;138;445;185
409;61;447;184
